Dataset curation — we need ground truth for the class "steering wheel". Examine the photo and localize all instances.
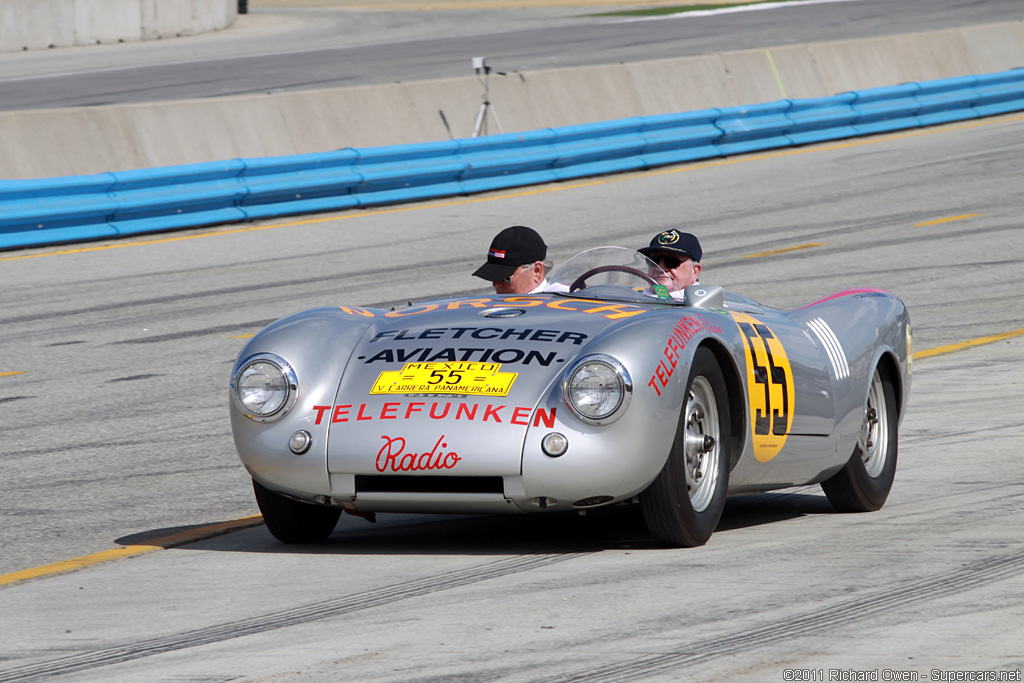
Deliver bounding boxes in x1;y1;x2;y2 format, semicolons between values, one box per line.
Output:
569;265;661;293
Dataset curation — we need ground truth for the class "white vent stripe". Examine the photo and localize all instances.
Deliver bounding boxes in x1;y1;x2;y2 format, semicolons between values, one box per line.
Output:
811;319;848;379
809;318;850;379
809;319;846;379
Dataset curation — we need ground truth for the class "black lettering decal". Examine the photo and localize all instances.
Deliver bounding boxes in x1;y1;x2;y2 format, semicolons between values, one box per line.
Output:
492;349;525;363
557;331;589;345
471;328;501;339
739;322;772;436
755;324;790;436
419;328;446;339
396;348;425;362
428;348;457;362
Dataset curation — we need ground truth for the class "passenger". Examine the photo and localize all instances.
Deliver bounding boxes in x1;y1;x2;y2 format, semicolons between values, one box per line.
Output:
638;229;702;295
473;225;554;294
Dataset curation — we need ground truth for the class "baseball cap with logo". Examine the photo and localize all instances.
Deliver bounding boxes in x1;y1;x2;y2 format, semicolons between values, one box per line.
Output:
472;225;547;282
638;229;702;263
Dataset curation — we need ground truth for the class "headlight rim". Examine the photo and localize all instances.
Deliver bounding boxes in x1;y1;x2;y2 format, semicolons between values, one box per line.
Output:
231;352;299;423
562;353;633;426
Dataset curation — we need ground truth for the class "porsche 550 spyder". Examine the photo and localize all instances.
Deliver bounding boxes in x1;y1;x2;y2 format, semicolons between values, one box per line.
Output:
230;247;911;547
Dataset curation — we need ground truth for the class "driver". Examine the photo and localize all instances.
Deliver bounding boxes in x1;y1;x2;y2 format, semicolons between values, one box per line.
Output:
638;230;702;296
473;225;554;294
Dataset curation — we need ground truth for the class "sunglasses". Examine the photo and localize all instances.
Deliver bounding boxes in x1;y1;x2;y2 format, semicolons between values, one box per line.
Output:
651;253;688;270
500;262;534;284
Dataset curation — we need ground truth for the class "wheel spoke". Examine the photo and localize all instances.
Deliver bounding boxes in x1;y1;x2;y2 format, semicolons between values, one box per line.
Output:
684;376;720;512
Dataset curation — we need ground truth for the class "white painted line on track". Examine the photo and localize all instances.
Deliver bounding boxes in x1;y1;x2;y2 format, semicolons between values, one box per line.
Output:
620;0;861;22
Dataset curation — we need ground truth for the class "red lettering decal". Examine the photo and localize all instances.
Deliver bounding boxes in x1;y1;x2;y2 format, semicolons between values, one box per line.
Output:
483;404;505;422
405;402;425;419
398;451;417;470
429;402;452;419
656;360;670;388
356;404;372;421
332;405;352;423
313;405;332;425
511;406;531;425
533;407;557;428
380;402;400;419
456;403;478;420
376;435;404;472
648;377;662;397
666;343;679;370
376;435;461;472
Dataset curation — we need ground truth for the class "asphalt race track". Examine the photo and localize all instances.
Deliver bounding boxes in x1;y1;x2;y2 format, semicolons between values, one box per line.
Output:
1;1;1024;680
2;110;1023;681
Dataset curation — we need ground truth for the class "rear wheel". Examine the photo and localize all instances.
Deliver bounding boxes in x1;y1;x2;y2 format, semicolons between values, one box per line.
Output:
821;367;898;512
253;479;341;543
640;347;731;547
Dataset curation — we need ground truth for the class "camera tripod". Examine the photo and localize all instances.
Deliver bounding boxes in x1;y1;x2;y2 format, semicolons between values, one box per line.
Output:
472;63;504;137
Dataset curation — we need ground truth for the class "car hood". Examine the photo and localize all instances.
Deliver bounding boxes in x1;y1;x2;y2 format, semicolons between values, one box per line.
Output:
326;293;656;477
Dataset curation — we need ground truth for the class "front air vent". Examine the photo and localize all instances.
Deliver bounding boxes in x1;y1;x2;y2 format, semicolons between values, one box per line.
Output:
481;308;526;318
355;475;504;494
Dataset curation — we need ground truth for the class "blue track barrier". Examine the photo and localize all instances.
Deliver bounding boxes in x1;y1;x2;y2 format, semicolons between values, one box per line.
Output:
1;68;1022;251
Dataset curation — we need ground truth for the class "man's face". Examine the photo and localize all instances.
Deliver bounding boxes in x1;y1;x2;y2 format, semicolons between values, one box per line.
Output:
647;252;702;290
493;261;542;294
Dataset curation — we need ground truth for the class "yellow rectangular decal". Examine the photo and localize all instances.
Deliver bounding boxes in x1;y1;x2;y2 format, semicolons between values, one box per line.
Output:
371;362;517;396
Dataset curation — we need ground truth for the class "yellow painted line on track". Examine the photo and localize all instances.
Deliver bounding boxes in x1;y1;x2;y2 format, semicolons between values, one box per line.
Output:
913;213;981;227
3;113;1022;265
0;515;264;588
915;328;1024;360
0;371;26;378
3;325;1023;587
743;242;826;258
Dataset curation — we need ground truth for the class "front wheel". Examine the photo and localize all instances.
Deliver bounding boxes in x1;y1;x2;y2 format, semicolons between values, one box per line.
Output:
821;367;898;512
253;479;342;543
640;347;731;547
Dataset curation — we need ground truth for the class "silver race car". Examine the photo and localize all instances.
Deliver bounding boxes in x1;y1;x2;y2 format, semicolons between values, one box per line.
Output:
230;247;912;547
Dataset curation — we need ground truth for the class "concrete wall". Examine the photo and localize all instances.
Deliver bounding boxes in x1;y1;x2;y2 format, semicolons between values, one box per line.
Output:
0;0;236;51
1;20;1022;179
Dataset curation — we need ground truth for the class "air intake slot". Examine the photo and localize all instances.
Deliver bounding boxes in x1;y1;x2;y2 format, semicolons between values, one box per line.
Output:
481;308;526;318
355;475;504;494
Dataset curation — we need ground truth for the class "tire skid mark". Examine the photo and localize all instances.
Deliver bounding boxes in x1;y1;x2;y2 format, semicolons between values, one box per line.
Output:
0;545;596;682
537;549;1024;683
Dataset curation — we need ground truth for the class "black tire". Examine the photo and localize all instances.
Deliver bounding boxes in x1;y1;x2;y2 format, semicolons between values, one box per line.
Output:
640;347;731;547
253;479;341;544
821;367;898;512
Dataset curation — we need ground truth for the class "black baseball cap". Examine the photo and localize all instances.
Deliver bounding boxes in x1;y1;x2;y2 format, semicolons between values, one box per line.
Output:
472;225;547;282
638;229;702;263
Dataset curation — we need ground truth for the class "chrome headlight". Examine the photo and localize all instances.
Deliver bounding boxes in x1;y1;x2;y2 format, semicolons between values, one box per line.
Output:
562;354;632;425
231;353;298;423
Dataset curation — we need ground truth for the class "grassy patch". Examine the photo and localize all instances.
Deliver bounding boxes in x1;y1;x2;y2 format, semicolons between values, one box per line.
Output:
588;0;809;18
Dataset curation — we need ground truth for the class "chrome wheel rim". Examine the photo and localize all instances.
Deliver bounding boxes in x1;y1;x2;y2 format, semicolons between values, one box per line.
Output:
860;370;889;478
683;376;720;512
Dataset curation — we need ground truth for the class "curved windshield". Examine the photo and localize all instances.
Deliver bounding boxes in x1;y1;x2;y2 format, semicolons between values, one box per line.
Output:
548;246;682;303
